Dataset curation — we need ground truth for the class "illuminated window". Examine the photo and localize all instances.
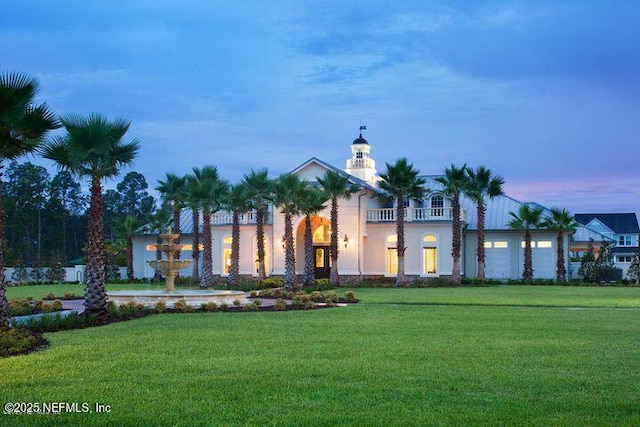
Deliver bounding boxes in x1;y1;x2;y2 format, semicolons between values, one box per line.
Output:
494;241;508;249
387;248;398;275
387;235;397;243
223;248;232;274
423;234;437;243
484;242;492;249
521;241;536;248
146;244;156;251
313;225;330;244
423;248;437;274
223;236;232;244
537;241;552;248
315;248;325;268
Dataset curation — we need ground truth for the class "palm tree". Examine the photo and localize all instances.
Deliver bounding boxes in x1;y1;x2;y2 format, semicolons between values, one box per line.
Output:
465;166;505;280
542;208;578;282
185;168;212;282
435;164;468;285
192;166;228;288
156;173;187;260
298;185;328;286
273;174;306;290
41;113;139;317
225;183;250;287
0;71;59;329
508;204;544;283
144;209;172;281
378;158;426;286
115;214;142;281
316;170;358;286
242;169;273;281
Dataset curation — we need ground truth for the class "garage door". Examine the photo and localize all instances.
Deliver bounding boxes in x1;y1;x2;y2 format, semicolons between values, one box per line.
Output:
519;241;555;279
485;241;510;279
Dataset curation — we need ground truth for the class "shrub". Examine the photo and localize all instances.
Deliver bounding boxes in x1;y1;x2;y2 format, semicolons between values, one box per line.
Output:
45;258;66;283
44;292;57;300
274;298;287;311
259;288;275;298
29;264;46;284
310;291;325;302
242;302;259;312
118;301;141;319
314;278;331;290
304;300;316;310
219;303;230;312
200;302;218;312
173;300;194;313
0;328;40;357
344;291;357;302
262;277;284;288
324;291;338;305
62;292;79;300
52;300;63;311
155;301;167;313
232;299;242;307
11;265;29;284
249;290;258;298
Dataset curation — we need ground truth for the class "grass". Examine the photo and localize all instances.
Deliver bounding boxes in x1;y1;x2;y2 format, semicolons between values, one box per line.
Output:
5;283;184;300
1;286;640;426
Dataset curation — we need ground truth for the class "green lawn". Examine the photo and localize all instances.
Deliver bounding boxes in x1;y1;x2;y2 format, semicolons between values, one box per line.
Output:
6;283;177;300
2;286;639;426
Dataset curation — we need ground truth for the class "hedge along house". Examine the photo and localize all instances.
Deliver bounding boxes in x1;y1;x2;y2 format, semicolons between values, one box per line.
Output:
131;132;570;282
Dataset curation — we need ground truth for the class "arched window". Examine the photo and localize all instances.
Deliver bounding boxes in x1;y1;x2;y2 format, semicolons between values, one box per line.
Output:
422;233;438;276
430;195;444;217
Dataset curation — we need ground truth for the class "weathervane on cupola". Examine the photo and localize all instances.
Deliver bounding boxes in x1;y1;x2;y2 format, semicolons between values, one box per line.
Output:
345;123;378;184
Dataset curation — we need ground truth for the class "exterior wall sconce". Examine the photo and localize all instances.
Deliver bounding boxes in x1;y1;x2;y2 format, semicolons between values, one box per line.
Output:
343;234;349;248
281;236;286;249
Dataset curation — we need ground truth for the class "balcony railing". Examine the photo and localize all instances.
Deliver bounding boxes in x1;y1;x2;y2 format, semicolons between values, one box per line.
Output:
210;210;270;225
367;207;466;222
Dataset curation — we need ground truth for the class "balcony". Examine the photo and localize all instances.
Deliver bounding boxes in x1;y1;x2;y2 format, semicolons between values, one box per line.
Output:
367;207;466;223
210;210;270;225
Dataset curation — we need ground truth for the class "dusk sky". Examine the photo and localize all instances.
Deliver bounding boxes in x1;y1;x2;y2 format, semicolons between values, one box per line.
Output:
2;1;639;217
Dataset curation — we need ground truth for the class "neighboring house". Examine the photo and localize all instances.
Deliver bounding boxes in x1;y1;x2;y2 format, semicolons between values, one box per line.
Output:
574;213;640;277
132;133;570;281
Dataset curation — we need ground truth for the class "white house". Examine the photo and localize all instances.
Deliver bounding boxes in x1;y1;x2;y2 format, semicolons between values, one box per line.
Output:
132;133;570;281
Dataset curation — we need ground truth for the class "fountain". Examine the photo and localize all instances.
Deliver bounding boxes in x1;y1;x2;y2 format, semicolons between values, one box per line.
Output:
108;228;247;308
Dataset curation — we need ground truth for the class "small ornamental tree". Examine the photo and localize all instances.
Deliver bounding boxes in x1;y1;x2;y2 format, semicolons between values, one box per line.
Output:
626;253;640;285
578;239;597;282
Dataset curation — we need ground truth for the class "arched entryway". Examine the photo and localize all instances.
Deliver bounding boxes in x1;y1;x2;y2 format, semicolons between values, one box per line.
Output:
296;215;331;279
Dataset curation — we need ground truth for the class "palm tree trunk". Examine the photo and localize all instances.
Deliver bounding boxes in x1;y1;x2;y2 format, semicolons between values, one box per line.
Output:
284;212;296;290
127;235;134;281
256;206;266;281
228;211;241;286
523;229;533;282
154;235;162;281
173;205;181;260
329;197;340;286
191;207;200;281
556;230;566;282
201;206;213;288
85;174;107;317
396;196;407;286
451;194;462;285
0;165;9;330
476;200;486;280
303;215;314;286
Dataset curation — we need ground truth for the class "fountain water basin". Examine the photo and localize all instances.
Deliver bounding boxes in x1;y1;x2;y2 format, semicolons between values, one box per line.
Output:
107;228;247;308
108;289;247;308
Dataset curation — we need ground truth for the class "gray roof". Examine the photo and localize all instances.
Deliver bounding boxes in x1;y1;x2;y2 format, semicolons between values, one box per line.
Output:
571;225;614;243
291;157;380;193
575;213;640;234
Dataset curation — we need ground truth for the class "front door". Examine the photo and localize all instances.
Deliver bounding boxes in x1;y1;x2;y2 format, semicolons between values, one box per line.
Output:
314;246;331;279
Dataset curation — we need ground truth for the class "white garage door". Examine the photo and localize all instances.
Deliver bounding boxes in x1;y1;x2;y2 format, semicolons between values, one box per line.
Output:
519;241;555;279
485;241;510;279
